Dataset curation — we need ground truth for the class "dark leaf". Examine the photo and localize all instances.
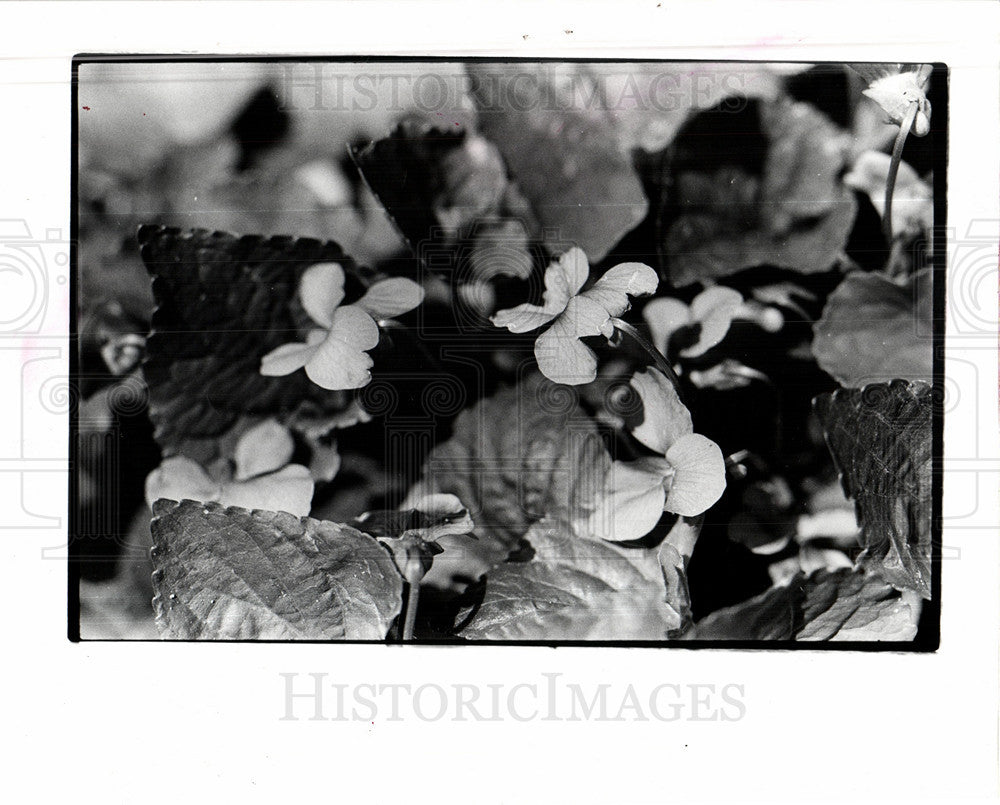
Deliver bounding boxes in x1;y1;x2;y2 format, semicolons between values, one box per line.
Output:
664;99;857;286
139;226;369;464
351;117;539;289
812;268;933;387
813;381;933;598
350;118;471;255
150;499;403;640
467;63;648;263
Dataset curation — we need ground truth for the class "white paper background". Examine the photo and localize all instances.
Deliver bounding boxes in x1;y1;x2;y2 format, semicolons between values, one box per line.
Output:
1;1;998;802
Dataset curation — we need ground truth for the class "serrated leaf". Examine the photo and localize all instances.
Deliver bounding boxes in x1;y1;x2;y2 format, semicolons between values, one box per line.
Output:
813;381;933;598
467;63;648;263
139;226;370;464
460;519;688;640
812;269;932;387
150;500;403;640
664;99;857;286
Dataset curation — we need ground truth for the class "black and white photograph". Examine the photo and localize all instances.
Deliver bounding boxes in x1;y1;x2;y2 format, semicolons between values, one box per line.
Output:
74;57;944;645
3;2;1000;803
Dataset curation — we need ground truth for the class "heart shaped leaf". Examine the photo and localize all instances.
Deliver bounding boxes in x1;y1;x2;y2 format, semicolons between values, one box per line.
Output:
812;269;933;387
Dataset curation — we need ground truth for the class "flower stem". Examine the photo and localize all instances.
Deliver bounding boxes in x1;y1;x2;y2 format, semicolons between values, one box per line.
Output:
609;317;685;401
883;101;919;246
402;582;420;641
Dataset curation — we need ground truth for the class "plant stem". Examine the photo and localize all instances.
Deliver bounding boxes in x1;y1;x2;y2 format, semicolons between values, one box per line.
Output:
883;101;919;246
609;317;685;401
402;582;420;641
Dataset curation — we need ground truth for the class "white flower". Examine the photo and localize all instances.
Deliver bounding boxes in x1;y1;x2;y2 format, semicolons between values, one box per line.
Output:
261;262;424;390
491;247;658;385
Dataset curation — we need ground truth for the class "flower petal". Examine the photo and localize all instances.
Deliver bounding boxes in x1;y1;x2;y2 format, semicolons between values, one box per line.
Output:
233;419;295;481
356;277;425;320
490;248;588;333
552;247;591;298
685;286;742;357
664;433;726;517
588;458;671;542
221;464;314;516
630;368;693;454
300;262;346;328
862;70;931;136
642;296;691;356
533;295;610;385
304;305;380;390
145;456;219;509
490;302;562;334
259;340;320;377
581;261;658;318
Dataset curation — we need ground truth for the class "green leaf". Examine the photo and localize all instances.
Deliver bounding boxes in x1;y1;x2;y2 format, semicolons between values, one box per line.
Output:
467;63;648;263
139;226;371;464
663;99;857;286
812;269;933;387
150;500;404;640
460;518;692;640
813;381;933;598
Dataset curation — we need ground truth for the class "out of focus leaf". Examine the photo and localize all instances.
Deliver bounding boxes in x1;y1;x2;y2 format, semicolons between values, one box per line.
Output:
664;99;857;286
844;151;933;240
813;381;933;598
460;518;689;640
468;63;648;263
150;500;403;639
79;577;158;640
351;118;538;287
813;269;933;387
606;62;793;153
139;226;370;464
